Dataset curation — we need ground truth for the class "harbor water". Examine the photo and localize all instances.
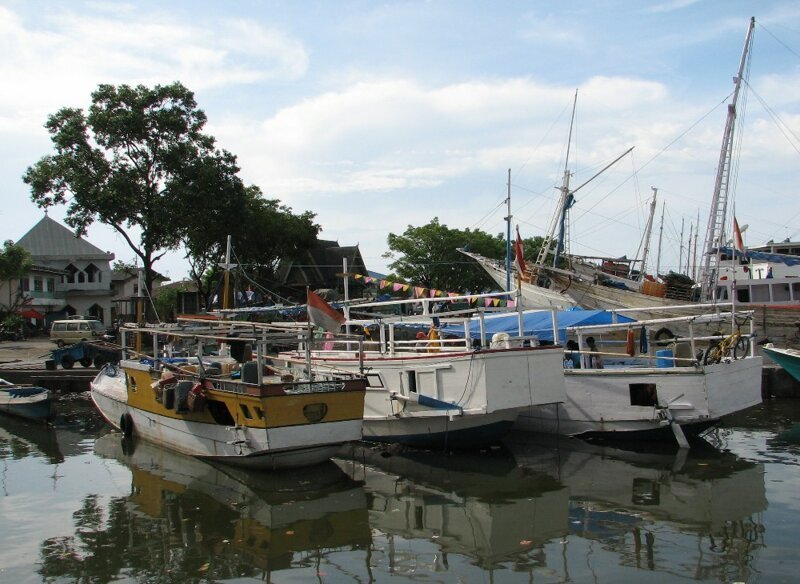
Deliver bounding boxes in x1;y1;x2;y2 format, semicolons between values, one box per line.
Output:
1;394;798;583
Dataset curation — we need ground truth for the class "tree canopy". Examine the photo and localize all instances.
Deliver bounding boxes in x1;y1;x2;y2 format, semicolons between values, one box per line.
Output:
384;218;543;292
182;185;320;308
23;82;247;298
0;240;33;315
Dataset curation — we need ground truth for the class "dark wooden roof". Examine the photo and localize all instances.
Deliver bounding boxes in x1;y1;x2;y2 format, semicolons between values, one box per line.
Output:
276;240;368;290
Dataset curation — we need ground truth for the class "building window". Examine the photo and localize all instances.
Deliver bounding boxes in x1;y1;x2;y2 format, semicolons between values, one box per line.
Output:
47;278;55;292
20;277;30;292
34;278;43;292
65;264;78;284
85;263;100;283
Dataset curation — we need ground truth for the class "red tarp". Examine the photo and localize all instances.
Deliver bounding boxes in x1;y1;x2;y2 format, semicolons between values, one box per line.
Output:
18;308;45;319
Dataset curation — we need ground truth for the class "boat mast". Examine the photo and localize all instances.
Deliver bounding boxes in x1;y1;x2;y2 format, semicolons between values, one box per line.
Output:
534;90;578;274
655;201;665;278
218;235;238;310
505;168;512;291
532;90;634;275
700;16;755;300
635;187;658;281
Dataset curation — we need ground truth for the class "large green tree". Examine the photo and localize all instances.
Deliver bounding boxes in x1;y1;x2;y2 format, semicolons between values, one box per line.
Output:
0;240;33;315
182;185;320;308
384;218;545;292
23;82;244;298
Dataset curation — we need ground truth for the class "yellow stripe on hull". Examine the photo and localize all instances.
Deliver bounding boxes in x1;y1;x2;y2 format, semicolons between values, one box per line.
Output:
123;367;365;431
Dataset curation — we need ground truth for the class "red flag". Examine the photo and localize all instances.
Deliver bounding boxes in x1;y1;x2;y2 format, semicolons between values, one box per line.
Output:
733;216;745;254
307;290;345;332
514;226;526;276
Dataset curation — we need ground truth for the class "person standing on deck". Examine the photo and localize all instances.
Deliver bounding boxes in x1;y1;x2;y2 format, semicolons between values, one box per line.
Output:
585;336;603;369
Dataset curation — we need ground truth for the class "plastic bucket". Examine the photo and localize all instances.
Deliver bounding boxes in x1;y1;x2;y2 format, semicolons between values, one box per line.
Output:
656;349;674;368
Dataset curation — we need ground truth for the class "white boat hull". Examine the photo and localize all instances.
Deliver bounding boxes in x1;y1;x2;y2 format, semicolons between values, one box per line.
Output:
279;345;566;448
515;356;763;438
90;367;363;469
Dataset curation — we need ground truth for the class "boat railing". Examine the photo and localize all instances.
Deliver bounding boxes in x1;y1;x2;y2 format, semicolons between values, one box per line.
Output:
118;321;366;384
564;310;756;368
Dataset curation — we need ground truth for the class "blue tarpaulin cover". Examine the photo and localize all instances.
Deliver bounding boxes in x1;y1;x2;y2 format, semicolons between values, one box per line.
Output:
439;308;636;344
715;246;800;266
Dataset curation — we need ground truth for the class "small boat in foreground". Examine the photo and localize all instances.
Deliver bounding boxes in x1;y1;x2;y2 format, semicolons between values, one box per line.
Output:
0;377;51;421
762;345;800;383
90;323;367;469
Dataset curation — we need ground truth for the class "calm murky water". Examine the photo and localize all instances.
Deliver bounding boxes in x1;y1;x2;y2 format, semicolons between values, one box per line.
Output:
1;394;798;583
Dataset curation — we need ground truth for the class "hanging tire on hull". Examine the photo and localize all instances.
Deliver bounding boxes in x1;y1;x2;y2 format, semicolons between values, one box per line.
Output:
119;412;134;438
653;328;675;347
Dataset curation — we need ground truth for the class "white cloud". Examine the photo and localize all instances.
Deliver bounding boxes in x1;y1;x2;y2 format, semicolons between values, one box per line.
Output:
0;4;308;135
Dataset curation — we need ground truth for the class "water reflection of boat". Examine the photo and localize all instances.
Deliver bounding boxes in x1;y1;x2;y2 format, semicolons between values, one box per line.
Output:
93;434;371;577
335;443;569;570
0;395;102;464
0;414;63;464
509;433;766;580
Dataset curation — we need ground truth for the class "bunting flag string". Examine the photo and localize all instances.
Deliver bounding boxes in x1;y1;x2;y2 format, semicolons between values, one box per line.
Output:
351;273;515;308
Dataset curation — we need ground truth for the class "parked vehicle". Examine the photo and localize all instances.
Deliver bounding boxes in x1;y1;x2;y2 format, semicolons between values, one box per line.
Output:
0;326;22;342
49;317;108;347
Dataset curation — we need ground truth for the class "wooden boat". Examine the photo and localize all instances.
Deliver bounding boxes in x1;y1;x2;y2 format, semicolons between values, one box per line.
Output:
458;248;577;309
90;323;367;469
0;377;51;421
273;292;567;449
514;311;763;446
761;345;800;384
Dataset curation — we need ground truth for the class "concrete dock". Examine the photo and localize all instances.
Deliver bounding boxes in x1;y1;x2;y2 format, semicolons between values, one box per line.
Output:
0;338;96;392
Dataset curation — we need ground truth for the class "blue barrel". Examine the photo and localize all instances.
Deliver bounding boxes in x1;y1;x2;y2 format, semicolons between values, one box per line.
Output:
656;349;674;368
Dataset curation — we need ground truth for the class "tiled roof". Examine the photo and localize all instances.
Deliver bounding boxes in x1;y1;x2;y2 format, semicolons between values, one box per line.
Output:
17;215;114;261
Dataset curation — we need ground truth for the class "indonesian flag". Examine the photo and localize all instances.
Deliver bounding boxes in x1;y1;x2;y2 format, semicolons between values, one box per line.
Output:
733;216;745;255
514;226;526;276
307;289;345;332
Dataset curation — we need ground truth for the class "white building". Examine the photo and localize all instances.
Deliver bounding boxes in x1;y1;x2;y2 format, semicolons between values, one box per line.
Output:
15;215;115;326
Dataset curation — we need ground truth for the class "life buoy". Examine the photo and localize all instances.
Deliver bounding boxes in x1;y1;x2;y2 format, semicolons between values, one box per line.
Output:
654;327;675;347
119;412;134;438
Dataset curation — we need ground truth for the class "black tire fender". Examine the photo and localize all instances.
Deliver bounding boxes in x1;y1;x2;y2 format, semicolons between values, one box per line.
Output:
654;327;675;347
119;412;134;438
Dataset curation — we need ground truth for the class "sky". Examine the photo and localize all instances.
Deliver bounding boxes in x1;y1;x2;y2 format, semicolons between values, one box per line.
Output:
2;0;800;285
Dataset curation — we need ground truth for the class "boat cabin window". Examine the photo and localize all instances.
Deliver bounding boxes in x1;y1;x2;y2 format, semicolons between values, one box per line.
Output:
240;404;253;419
366;373;384;388
407;371;417;393
629;383;658;407
206;400;235;425
254;406;264;419
737;288;751;303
